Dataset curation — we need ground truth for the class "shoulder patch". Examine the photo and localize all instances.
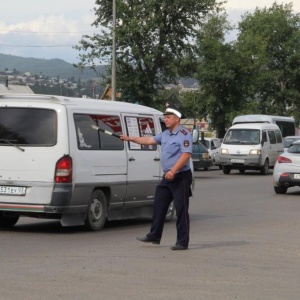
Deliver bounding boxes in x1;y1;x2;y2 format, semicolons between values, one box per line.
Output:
180;128;188;135
183;140;190;148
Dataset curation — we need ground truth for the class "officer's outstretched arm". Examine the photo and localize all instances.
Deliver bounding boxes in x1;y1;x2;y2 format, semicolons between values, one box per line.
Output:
120;135;156;145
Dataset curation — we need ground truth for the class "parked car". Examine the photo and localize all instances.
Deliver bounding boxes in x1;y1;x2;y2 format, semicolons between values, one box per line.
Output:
283;136;300;152
273;140;300;194
192;142;213;171
201;137;222;167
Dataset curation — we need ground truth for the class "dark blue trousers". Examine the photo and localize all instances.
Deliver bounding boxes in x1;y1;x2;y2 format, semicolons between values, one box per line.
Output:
146;169;192;247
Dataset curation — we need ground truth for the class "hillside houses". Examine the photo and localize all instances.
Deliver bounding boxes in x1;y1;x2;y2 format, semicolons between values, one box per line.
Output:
0;69;79;91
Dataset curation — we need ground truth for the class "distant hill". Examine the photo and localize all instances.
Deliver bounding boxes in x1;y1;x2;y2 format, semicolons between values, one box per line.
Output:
0;53;107;80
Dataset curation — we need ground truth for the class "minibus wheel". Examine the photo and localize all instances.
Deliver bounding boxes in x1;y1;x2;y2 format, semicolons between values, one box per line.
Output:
0;213;19;227
260;159;269;175
85;190;107;231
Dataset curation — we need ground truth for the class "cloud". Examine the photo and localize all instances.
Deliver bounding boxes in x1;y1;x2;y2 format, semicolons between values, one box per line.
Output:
0;13;95;63
224;0;300;11
0;0;299;64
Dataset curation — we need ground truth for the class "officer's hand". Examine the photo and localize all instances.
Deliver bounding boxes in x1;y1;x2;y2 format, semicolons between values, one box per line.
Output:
165;170;175;180
120;135;129;141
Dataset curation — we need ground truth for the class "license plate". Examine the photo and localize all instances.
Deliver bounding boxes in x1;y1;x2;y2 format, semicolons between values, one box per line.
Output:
294;174;300;179
231;159;245;163
0;186;26;195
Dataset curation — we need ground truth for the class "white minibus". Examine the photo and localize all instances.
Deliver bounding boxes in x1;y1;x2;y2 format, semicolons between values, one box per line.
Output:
0;94;196;230
219;123;284;175
232;114;295;138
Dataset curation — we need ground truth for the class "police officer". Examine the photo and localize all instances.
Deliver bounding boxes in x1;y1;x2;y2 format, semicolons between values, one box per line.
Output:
120;103;193;250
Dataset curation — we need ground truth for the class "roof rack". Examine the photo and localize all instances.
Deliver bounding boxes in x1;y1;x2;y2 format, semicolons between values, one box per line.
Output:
0;94;59;101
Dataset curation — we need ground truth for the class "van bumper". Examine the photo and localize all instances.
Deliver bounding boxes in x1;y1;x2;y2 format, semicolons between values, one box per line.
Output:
219;154;263;168
0;183;87;215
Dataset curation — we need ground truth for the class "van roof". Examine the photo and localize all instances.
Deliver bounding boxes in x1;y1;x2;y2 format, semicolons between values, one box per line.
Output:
229;123;280;130
0;93;162;115
232;114;294;124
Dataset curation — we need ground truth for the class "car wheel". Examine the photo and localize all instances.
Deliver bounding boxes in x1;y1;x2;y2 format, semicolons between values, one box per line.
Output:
219;165;222;170
274;186;287;194
165;201;175;222
85;190;107;231
239;169;245;174
260;159;269;175
0;213;19;227
222;166;231;174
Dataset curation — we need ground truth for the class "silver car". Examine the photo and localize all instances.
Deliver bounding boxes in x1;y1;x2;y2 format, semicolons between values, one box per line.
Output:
283;136;300;152
201;138;222;167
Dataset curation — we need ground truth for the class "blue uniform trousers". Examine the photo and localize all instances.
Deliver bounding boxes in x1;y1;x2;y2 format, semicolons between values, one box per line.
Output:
146;169;192;247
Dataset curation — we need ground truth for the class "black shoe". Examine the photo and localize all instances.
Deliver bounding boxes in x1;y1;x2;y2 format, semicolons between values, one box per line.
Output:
170;244;188;250
136;236;160;245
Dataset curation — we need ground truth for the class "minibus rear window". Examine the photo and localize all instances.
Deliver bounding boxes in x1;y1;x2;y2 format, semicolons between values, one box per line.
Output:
0;108;57;146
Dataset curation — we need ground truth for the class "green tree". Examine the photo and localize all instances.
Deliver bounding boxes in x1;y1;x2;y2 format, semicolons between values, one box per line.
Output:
180;89;207;128
236;2;300;123
194;13;246;137
74;0;222;107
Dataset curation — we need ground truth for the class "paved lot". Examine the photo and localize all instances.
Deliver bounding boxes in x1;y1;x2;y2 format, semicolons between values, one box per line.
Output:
1;168;300;299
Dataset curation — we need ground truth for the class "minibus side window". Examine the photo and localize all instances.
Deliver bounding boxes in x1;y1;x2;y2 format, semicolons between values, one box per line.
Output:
268;131;276;144
275;130;282;143
125;116;157;150
262;131;268;144
74;114;124;150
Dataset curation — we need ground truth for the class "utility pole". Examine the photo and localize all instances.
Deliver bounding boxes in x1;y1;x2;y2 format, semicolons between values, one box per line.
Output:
111;0;116;101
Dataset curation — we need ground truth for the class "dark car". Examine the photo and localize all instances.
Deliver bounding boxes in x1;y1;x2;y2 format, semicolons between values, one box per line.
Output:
192;142;213;171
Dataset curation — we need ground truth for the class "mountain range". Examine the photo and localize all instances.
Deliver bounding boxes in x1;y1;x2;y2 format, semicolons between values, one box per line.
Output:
0;53;107;80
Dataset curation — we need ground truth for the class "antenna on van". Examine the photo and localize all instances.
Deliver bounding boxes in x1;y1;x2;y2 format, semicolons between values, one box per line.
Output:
91;125;120;138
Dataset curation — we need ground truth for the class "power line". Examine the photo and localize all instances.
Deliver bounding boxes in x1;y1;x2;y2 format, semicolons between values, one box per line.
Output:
0;44;75;48
0;30;95;34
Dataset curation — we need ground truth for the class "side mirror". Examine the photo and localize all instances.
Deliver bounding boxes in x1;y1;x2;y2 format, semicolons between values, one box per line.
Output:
192;129;199;143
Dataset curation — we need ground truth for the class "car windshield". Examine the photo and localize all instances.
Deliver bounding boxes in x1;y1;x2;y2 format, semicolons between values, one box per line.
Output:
283;138;300;148
193;143;208;153
223;129;260;145
200;140;210;149
287;144;300;153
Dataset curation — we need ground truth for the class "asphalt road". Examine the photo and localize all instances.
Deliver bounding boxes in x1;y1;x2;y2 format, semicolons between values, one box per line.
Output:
1;168;300;300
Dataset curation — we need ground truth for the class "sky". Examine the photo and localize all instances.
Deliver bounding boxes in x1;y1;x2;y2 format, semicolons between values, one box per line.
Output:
0;0;299;64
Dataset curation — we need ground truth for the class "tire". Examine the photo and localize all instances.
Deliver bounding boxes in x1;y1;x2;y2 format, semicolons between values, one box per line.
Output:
274;186;287;194
204;167;209;171
219;166;222;170
239;169;245;174
222;166;231;174
260;159;269;175
165;201;175;222
85;190;107;231
0;214;19;228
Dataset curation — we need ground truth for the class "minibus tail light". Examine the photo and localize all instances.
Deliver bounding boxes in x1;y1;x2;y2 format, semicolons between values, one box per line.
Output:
55;156;72;183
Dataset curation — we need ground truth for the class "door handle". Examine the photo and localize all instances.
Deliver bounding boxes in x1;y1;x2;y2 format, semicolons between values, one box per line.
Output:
154;157;160;161
129;157;135;161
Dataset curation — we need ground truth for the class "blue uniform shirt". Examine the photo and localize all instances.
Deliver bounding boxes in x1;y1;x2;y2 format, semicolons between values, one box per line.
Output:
153;125;192;173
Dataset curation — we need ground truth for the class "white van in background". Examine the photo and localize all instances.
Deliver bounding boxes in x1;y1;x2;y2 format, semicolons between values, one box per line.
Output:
0;94;196;230
219;123;284;175
232;114;295;138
